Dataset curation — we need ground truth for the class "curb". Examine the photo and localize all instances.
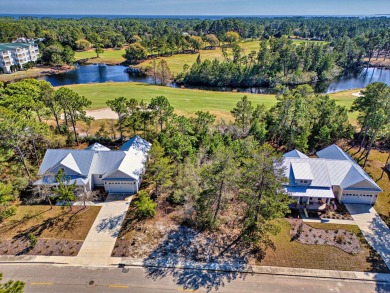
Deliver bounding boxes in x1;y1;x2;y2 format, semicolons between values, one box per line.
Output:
117;260;390;284
1;256;389;284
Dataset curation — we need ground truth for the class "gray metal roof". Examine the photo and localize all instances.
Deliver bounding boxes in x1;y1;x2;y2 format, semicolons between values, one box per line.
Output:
283;149;309;159
283;144;382;193
0;43;32;51
285;186;335;198
283;158;331;187
291;161;314;180
316;144;354;161
120;135;151;153
85;142;111;151
91;151;126;175
38;137;151;183
38;150;95;176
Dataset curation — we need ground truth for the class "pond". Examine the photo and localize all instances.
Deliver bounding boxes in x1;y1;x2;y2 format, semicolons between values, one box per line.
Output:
39;64;155;86
39;64;390;93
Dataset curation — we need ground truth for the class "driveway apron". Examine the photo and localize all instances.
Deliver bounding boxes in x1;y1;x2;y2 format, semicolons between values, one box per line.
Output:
346;204;390;269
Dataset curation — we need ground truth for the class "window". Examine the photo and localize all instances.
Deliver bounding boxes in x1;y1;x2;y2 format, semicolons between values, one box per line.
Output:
99;175;103;179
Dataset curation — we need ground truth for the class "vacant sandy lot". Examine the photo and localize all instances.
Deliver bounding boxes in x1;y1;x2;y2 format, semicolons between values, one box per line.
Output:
86;108;117;119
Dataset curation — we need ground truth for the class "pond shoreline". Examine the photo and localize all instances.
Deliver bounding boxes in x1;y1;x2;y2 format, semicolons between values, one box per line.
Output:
6;62;389;96
0;65;76;83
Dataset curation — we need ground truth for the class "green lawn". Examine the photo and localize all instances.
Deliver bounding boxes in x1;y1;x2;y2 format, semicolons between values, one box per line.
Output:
328;89;360;124
75;39;326;74
64;82;275;120
75;48;126;65
62;82;360;123
0;206;101;241
259;219;388;272
137;46;234;74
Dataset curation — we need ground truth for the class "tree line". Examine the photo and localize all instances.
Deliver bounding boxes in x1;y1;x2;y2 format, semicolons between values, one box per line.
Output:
0;16;389;70
178;36;354;87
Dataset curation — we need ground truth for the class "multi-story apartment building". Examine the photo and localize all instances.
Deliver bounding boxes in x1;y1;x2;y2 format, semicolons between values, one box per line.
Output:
0;43;40;73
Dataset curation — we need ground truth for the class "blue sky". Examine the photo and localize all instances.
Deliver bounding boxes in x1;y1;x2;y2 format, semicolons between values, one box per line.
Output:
1;0;389;15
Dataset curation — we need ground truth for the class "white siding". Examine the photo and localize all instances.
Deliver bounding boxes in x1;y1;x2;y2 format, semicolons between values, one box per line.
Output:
92;174;104;186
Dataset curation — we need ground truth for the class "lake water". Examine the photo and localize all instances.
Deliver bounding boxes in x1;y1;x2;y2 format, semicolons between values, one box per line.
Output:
40;64;390;94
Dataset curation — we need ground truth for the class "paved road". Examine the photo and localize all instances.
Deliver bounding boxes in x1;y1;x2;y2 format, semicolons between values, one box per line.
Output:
346;204;390;270
0;264;389;293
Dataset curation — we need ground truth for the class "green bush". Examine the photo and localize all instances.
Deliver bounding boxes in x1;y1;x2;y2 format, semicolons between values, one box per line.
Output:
134;191;156;219
28;233;37;248
0;206;17;221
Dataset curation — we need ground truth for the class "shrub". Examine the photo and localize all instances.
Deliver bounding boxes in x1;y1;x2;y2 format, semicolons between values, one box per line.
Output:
28;233;37;248
134;191;157;219
335;234;346;244
0;205;17;221
168;191;185;205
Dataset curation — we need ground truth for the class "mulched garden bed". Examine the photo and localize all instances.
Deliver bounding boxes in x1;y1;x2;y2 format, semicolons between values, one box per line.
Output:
287;219;361;254
0;238;82;256
320;201;353;221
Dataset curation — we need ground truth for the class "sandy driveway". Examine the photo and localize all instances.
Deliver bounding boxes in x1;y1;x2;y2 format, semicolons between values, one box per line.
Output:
86;108;117;119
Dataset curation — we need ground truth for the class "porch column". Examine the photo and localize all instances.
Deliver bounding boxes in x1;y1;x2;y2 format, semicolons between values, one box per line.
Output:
306;197;310;204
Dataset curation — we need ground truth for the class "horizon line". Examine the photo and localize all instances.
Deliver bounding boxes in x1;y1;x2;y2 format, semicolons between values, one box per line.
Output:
1;13;389;16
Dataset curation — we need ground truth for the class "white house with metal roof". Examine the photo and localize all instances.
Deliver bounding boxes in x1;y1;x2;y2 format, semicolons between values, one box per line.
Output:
34;136;151;195
0;43;39;73
283;144;382;210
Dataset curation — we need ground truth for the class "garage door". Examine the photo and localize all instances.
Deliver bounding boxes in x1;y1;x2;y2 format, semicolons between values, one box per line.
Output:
342;193;374;204
107;182;135;194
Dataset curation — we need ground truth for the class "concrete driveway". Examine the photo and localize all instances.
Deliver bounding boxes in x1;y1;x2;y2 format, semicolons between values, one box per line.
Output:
76;194;132;265
346;204;390;269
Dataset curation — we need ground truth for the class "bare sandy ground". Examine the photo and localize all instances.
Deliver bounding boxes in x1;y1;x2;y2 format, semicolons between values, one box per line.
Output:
85;108;117;119
352;92;362;97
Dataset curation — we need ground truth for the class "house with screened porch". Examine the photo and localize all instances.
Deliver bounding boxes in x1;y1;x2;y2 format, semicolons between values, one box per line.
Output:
282;144;382;211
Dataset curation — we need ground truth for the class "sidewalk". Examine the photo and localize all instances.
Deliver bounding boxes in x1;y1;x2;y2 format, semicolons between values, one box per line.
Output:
75;194;132;265
346;204;390;270
302;218;356;225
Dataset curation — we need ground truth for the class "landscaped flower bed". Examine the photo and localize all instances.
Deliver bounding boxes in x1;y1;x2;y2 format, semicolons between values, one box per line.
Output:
287;219;361;254
320;201;353;220
0;238;82;256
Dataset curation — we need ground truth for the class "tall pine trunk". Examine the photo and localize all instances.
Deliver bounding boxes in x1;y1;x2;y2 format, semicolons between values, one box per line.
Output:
16;145;30;177
213;180;224;225
380;153;390;180
118;113;123;142
363;129;379;168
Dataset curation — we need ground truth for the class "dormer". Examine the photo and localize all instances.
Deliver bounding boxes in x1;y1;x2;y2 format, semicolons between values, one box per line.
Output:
291;161;313;186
